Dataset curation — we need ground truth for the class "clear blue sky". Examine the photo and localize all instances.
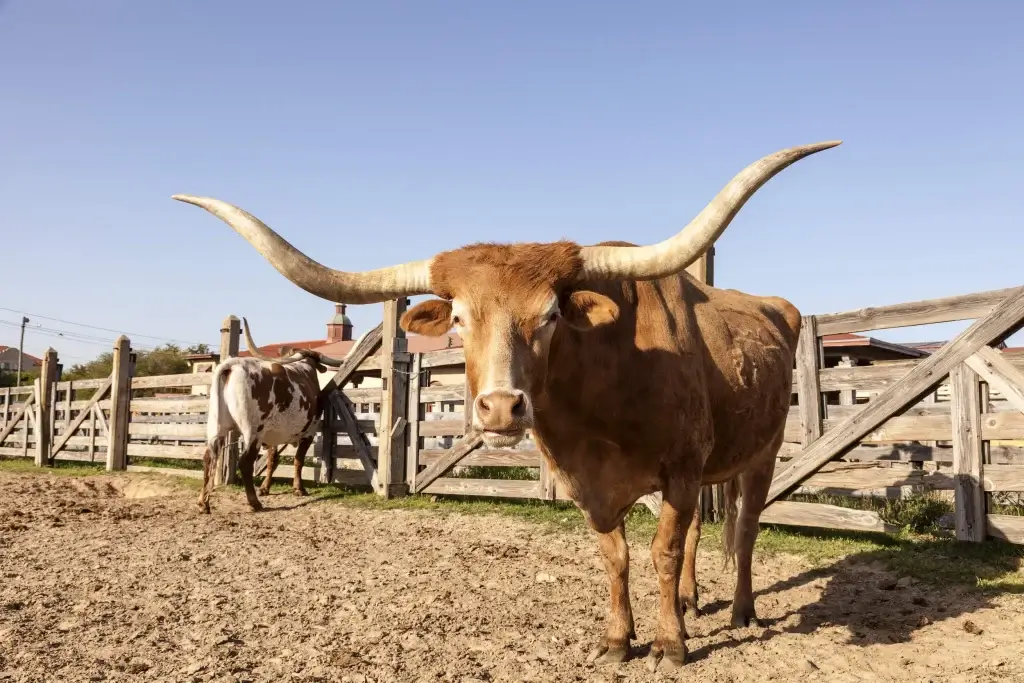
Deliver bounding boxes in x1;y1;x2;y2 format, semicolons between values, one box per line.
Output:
2;1;1023;364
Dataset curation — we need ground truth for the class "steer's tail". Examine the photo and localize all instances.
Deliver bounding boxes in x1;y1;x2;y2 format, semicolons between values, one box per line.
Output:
721;477;741;570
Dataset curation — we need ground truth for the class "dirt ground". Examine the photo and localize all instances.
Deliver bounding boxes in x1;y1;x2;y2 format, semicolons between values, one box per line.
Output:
0;471;1022;683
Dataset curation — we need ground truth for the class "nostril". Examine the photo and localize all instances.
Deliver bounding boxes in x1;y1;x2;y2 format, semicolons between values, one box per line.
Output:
477;397;492;417
510;393;526;417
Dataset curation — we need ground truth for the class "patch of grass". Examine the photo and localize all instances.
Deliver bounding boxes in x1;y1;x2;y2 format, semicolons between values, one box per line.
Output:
0;457;105;477
3;459;1022;591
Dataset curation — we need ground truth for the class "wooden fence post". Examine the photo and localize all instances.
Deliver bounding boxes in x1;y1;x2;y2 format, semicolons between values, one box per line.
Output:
795;315;824;447
215;315;241;486
406;352;422;491
34;348;58;467
319;398;335;485
106;336;132;472
378;298;409;498
950;363;986;542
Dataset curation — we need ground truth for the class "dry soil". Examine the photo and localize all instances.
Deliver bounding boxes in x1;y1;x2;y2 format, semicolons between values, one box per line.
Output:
0;470;1022;682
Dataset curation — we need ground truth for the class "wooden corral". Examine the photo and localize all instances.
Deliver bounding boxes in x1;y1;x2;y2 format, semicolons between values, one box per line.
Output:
2;282;1023;545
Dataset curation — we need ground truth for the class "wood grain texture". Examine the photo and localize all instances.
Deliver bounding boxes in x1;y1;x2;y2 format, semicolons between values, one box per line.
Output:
964;346;1024;414
767;287;1024;506
759;501;899;533
421;477;541;499
815;286;1019;336
951;364;986;542
412;432;484;494
986;514;1024;544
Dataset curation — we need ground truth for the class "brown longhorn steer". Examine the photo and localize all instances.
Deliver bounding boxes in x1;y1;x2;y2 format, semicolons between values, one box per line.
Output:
174;140;839;669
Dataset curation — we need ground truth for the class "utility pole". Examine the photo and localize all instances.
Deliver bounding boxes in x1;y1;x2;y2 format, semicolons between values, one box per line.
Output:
16;316;28;387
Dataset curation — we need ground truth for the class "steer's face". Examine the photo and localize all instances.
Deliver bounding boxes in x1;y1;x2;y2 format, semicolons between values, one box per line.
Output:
401;243;619;448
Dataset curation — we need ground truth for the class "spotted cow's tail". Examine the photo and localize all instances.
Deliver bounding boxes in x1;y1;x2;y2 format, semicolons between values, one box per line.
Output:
206;361;234;445
721;477;741;570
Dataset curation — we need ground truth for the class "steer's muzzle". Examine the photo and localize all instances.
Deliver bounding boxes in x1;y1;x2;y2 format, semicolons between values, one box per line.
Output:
474;389;531;448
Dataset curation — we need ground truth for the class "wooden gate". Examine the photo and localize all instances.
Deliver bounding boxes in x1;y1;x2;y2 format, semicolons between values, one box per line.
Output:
0;384;38;460
765;285;1024;544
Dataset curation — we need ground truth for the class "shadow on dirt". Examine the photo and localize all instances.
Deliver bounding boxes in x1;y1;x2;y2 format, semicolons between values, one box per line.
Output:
687;530;1024;662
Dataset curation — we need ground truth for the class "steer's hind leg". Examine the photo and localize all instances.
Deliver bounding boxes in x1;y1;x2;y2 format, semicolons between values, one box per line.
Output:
292;437;313;496
258;445;280;496
238;440;263;511
730;452;776;629
647;477;700;672
587;521;635;665
679;503;702;623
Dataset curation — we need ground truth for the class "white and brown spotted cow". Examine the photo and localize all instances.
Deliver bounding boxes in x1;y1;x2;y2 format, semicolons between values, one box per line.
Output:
199;318;350;513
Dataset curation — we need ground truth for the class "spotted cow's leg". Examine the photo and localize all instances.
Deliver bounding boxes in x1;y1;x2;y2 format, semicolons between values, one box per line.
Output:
198;440;218;514
258;445;279;496
238;440;263;511
292;436;313;496
646;476;701;672
587;520;635;665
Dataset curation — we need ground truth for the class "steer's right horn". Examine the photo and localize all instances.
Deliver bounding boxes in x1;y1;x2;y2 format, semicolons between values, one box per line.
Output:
577;141;842;282
172;195;435;304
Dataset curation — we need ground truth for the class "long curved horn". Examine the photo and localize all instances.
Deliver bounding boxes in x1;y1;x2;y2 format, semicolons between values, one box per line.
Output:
577;141;841;281
172;195;434;304
242;317;304;365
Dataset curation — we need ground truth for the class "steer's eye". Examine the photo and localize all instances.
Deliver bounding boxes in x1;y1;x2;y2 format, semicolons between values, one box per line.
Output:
548;311;559;323
452;315;462;326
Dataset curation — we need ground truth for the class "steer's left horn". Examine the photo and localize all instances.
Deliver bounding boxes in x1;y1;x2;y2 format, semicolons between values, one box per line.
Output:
242;317;303;364
577;141;842;281
172;195;435;305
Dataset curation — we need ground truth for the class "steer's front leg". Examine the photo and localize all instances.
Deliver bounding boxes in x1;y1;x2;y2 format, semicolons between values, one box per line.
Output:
588;520;635;665
647;478;700;671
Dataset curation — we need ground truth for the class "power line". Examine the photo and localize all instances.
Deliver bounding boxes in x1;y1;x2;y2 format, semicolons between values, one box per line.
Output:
0;306;208;346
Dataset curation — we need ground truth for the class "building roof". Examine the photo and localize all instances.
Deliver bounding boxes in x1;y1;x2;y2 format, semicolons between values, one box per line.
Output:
820;333;929;360
238;339;327;359
0;346;42;365
313;333;461;359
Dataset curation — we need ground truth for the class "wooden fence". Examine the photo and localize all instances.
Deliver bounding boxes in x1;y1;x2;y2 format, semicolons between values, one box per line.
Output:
2;285;1023;544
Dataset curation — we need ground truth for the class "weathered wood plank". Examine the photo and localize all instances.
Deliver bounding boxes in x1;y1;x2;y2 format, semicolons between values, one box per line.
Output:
964;346;1024;414
951;364;986;542
131;373;212;389
377;298;410;498
795;316;823;445
984;465;1024;492
55;377;110;391
412;432;484;494
419;385;465;403
128;422;206;438
126;443;205;459
819;355;1024;393
421;477;541;499
129;397;207;413
815;286;1020;336
406;353;422;490
986;514;1024;544
418;419;466;437
420;348;465;369
767;287;1024;506
759;501;899;533
418;448;542;468
800;461;954;492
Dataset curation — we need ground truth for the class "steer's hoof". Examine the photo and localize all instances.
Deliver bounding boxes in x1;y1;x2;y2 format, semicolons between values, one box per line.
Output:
646;640;687;672
198;502;211;515
257;488;271;497
247;500;264;512
731;610;761;629
683;601;703;618
293;488;309;497
587;640;630;665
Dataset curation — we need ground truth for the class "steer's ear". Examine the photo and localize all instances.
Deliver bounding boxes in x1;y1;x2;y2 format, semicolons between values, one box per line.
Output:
562;290;619;331
401;299;454;336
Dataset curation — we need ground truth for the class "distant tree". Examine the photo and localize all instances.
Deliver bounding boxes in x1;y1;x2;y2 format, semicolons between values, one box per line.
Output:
61;343;195;381
0;369;38;388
